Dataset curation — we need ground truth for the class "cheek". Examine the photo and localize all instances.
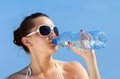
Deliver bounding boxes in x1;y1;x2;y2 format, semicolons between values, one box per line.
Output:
34;38;47;46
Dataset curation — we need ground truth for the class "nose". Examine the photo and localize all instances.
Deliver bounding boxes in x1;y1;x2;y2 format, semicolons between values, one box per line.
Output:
49;31;57;39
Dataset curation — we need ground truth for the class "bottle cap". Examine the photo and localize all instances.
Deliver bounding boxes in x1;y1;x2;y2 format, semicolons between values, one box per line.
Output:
52;38;59;44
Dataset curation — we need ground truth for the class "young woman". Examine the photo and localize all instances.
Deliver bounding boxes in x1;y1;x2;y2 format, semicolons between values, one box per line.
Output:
7;12;101;79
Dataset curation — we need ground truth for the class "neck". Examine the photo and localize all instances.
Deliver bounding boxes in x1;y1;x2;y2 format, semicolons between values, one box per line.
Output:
30;51;55;74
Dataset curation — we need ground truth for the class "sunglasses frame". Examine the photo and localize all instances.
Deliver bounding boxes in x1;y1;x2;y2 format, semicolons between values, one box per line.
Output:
26;24;58;37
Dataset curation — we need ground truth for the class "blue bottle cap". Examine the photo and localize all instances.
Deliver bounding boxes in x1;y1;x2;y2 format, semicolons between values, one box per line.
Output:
52;38;59;44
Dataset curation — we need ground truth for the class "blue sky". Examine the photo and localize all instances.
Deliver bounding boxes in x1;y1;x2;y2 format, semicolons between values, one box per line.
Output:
0;0;120;79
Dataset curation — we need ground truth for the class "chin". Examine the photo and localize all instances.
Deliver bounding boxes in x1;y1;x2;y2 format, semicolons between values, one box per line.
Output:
50;45;58;53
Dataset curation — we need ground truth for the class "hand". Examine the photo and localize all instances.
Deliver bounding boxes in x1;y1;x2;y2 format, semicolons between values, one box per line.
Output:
68;41;95;60
68;30;96;60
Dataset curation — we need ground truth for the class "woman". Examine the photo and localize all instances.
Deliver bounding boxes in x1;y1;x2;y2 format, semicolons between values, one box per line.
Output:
7;12;101;79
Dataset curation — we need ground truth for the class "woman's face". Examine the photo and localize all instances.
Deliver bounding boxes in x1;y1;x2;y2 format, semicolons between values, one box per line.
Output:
28;16;58;54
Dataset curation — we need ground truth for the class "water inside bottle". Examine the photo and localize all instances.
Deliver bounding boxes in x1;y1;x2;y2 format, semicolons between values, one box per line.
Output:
72;40;91;49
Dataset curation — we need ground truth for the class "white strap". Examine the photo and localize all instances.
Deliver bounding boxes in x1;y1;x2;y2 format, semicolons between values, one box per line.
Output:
55;63;65;79
26;64;64;79
26;66;31;79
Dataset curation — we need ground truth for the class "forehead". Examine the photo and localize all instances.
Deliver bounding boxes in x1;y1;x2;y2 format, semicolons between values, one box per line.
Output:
33;16;54;28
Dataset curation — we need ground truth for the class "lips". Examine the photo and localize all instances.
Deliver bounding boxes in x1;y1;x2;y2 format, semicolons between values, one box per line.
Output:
48;39;54;44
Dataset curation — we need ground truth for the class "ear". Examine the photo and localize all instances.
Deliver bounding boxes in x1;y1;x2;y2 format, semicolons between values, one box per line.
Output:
21;37;32;47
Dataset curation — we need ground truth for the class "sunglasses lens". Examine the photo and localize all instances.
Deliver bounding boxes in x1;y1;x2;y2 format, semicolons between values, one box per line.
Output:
39;25;59;37
39;26;51;36
54;27;59;36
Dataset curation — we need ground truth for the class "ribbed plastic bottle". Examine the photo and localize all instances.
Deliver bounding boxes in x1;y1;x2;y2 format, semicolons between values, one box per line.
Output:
52;30;107;50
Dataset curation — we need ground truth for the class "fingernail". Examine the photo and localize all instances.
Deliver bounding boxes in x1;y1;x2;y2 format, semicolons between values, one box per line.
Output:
68;41;70;45
80;29;83;32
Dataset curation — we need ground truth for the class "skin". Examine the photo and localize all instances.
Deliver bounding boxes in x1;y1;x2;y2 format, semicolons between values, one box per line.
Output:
7;16;101;79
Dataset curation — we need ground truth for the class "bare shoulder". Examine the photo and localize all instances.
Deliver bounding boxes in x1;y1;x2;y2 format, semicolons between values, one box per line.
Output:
65;61;89;79
63;61;83;71
7;66;28;79
55;60;84;73
56;60;89;79
55;60;83;70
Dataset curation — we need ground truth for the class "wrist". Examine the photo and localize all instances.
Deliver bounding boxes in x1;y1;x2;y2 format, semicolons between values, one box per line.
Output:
82;50;97;62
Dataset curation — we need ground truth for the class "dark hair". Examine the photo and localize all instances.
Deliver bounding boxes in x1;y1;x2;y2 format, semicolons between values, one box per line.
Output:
13;12;49;53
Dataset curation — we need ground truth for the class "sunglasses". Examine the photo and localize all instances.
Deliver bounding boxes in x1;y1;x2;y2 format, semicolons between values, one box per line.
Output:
26;24;59;37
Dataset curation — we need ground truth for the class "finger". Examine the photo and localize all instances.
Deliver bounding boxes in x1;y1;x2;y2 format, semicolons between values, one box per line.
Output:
68;41;84;54
80;29;91;40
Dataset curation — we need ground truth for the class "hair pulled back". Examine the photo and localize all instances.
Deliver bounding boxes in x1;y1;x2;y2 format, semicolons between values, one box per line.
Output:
13;12;49;53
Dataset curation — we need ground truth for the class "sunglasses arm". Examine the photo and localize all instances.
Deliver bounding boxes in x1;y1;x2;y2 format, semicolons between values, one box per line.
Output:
26;30;38;37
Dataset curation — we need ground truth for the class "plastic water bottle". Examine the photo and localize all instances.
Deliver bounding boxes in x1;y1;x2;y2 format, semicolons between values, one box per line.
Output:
52;30;107;50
